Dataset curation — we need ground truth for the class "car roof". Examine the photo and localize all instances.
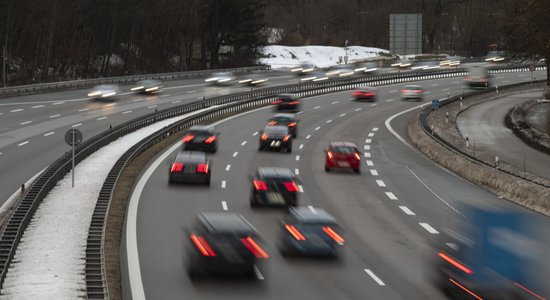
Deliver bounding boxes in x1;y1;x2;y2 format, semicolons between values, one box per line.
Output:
289;207;337;224
188;125;214;132
272;113;296;119
256;167;295;179
330;141;358;148
175;150;207;163
405;84;422;89
198;212;257;235
277;93;297;99
264;125;289;134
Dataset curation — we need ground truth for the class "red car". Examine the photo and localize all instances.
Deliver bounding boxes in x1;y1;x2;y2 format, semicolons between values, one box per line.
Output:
324;142;361;173
351;86;377;101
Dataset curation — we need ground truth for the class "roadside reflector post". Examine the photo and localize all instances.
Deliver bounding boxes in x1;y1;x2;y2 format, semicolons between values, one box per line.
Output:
465;136;469;148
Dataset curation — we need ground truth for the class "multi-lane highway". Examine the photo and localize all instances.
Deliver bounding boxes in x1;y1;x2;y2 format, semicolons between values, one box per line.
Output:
124;71;550;299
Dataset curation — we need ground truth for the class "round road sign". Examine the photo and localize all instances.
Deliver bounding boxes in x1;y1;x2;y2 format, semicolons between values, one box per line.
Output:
65;129;83;146
529;64;535;72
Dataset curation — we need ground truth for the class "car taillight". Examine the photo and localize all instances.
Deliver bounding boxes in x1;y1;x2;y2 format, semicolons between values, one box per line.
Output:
190;234;217;257
182;134;194;142
261;134;268;141
352;91;361;96
288;122;297;127
327;151;334;159
323;226;345;244
196;163;209;173
284;181;299;192
205;136;216;144
170;162;183;173
464;76;472;81
354;152;361;160
285;224;306;241
288;101;300;105
241;236;269;259
272;100;283;105
438;252;473;274
267;121;277;126
401;90;409;93
283;135;290;142
415;90;422;93
253;179;268;191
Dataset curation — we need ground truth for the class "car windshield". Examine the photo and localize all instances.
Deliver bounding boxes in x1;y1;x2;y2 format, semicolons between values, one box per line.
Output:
187;129;211;136
264;127;288;135
332;146;357;153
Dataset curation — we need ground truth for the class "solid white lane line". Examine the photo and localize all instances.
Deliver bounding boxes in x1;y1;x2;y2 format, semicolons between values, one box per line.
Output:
147;105;157;109
385;192;398;200
32;105;45;108
365;139;372;144
366;160;374;166
314;106;321;109
44;132;55;136
221;180;227;188
225;164;231;171
72;123;82;127
18;141;29;146
241;141;247;146
331;101;339;104
20;121;32;125
355;108;362;111
399;206;415;215
10;109;23;112
364;269;385;286
299;144;304;149
315;126;321;131
419;223;439;234
97;117;107;120
376;180;386;187
50;114;61;118
296;155;300;161
172;100;181;104
368;132;375;137
221;201;228;211
232;152;238;157
123;111;132;114
253;265;264;280
78;108;89;112
306;135;311;139
364;152;371;158
364;145;370;150
372;127;379;132
370;169;378;176
295;169;299;175
253;131;259;136
340;113;346;117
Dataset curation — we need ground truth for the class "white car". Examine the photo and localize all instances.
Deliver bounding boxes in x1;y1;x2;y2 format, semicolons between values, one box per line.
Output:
87;84;120;100
400;85;424;101
131;80;163;94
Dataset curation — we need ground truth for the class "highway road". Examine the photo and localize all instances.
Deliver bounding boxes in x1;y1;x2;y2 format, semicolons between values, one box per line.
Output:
0;72;299;206
458;90;550;180
125;71;550;299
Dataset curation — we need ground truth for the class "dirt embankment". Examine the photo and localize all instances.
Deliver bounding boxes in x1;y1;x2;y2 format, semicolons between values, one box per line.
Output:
505;99;550;155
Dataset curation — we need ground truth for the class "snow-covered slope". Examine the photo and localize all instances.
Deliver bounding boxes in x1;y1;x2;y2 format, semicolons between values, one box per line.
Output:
259;45;389;69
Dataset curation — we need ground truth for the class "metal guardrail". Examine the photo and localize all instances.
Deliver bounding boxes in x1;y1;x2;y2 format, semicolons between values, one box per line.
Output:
0;63;543;298
418;79;550;188
0;65;271;98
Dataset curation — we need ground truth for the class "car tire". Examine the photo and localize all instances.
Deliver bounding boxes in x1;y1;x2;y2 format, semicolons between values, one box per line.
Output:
354;168;361;174
205;175;211;185
258;144;264;151
250;196;258;208
286;146;292;153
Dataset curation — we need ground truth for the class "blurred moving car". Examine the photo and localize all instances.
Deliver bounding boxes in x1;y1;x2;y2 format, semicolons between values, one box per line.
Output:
300;71;329;83
291;63;315;76
131;80;163;94
351;86;377;101
204;72;236;86
186;212;269;278
259;125;293;153
87;84;120;100
267;113;298;137
250;167;299;207
279;207;344;257
324;142;361;173
464;66;490;89
182;125;219;153
272;94;301;112
168;151;211;185
400;84;424;101
238;74;269;86
325;64;355;78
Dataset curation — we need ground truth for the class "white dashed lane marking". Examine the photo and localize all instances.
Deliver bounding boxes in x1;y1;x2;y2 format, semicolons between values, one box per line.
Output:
366;160;374;166
376;180;386;187
355;108;362;111
105;103;116;107
221;201;228;211
221;181;227;188
372;128;379;132
123;111;132;114
419;223;439;234
331;101;339;104
225;164;231;171
364;145;370;150
314;106;321;109
241;141;247;146
385;192;398;200
97;117;107;120
386;99;394;102
370;169;378;176
50;114;61;118
295;155;300;161
133;98;144;102
368;132;375;137
44;132;55;136
365;139;372;144
295;169;300;175
399;206;416;215
364;269;385;286
306;135;311;139
370;103;378;107
340;113;346;117
32;105;45;108
20;121;32;125
253;131;259;136
172;100;182;104
18;141;29;147
72;123;82;127
299;144;304;149
315;126;321;131
326;120;332;124
232;152;238;157
147;105;157;109
78;108;89;112
11;109;23;113
364;152;371;158
52;102;64;105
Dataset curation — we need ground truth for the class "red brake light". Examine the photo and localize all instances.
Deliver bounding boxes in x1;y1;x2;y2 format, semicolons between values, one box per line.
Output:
267;121;277;126
283;135;290;142
241;236;269;259
183;134;194;142
438;252;473;275
205;136;216;144
327;151;334;159
272;100;283;105
253;179;268;191
288;101;300;105
170;162;183;173
284;181;299;192
288;122;297;127
190;234;217;257
261;134;268;141
352;91;361;96
285;224;306;241
354;152;361;160
401;89;408;93
323;226;345;244
196;163;209;173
